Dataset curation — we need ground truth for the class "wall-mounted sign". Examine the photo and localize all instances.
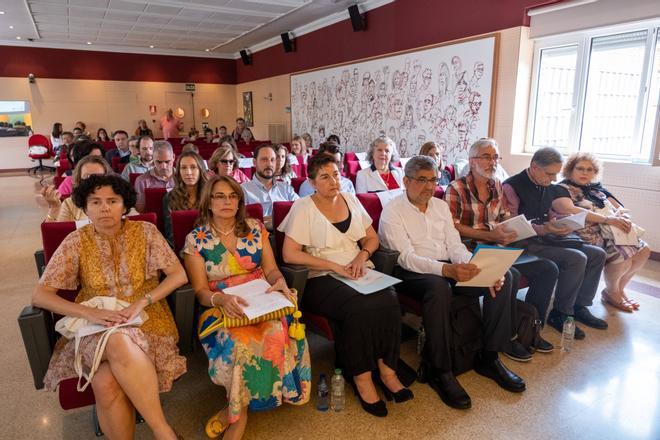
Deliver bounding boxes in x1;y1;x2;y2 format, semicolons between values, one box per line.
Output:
149;105;157;115
185;83;196;92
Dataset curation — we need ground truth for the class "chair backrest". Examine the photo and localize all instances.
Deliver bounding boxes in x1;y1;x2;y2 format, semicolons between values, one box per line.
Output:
111;156;121;173
239;167;253;179
272;201;294;258
53;175;65;189
129;173;141;187
344;151;358;162
246;203;264;222
434;186;445;199
28;134;52;149
144;187;168;232
101;141;115;151
346;160;361;184
445;164;455;181
355;193;384;232
291;177;306;194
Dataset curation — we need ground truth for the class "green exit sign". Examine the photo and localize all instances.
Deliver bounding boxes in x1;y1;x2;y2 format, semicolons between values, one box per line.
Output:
185;83;195;92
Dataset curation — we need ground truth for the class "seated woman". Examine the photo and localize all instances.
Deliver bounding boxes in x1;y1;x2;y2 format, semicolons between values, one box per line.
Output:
135;119;154;137
274;144;297;184
288;135;309;165
355;136;404;194
40;155;140;222
58;140;106;197
279;154;412;418
162;151;208;246
32;174;187;439
209;145;250;183
419;141;451;185
96;127;111;143
558;152;650;312
183;175;310;439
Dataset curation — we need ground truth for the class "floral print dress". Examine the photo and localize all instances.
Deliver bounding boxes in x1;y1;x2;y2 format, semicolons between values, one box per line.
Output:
183;218;310;423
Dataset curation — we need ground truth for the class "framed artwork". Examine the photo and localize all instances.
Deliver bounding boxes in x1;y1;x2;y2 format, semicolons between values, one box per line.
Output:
242;91;254;127
291;34;498;162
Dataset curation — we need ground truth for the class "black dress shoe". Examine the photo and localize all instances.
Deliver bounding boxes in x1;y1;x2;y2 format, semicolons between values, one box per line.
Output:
503;340;533;362
428;370;471;410
474;358;526;393
535;336;554;353
374;375;414;403
546;309;586;340
574;305;608;330
350;380;388;417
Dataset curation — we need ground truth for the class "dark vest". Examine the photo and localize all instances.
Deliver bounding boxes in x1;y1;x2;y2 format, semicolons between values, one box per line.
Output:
504;170;568;225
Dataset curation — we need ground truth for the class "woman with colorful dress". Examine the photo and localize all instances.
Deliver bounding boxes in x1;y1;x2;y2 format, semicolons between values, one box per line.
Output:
32;174;188;439
183;175;310;439
557;152;650;312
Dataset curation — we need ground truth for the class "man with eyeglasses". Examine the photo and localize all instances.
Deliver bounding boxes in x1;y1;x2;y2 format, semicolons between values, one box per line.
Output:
241;144;298;229
502;147;607;339
379;155;525;410
134;140;175;212
445;138;558;362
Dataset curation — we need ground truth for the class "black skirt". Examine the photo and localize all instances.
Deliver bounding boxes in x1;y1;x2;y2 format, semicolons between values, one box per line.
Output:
303;275;401;376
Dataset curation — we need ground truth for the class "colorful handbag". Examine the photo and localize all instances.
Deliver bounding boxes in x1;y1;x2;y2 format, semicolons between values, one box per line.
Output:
198;288;305;340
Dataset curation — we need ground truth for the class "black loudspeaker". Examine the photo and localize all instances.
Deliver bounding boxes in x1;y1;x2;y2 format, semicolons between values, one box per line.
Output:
281;32;294;53
348;4;366;31
239;50;251;66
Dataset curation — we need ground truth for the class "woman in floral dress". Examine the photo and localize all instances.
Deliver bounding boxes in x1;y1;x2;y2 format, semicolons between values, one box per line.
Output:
183;175;310;439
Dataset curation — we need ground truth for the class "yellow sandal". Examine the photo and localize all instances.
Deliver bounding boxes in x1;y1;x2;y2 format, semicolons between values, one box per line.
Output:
205;410;229;439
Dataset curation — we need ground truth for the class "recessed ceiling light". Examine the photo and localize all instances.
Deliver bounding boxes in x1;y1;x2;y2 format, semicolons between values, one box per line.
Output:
149;45;154;48
86;41;92;45
16;36;21;40
205;49;210;52
9;25;14;29
0;11;5;15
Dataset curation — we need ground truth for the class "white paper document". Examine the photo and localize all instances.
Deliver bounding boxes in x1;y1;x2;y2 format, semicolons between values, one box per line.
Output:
552;211;587;231
456;245;524;288
497;214;537;243
77;313;146;338
611;225;641;246
376;188;404;207
238;157;254;169
223;279;295;320
330;268;401;294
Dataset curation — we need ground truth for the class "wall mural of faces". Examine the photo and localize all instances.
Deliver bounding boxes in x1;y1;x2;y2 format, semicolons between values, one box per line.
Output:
291;37;495;162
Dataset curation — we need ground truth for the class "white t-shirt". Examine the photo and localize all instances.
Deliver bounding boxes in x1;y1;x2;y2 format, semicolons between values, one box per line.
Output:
277;192;374;278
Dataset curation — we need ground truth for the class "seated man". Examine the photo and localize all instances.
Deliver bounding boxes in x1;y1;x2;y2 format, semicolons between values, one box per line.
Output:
232;117;254;143
134;140;175;212
104;130;131;165
241;144;298;229
380;156;525;410
445;138;558;359
121;135;154;180
299;142;355;196
503;147;607;339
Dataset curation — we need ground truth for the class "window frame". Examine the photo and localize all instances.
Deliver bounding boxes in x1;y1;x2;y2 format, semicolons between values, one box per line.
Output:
526;20;660;165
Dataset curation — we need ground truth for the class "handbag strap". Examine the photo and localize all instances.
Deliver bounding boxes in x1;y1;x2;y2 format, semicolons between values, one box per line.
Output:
73;324;124;392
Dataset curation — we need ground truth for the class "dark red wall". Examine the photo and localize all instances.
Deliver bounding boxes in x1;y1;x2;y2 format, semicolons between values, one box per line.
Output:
0;45;236;84
236;0;561;83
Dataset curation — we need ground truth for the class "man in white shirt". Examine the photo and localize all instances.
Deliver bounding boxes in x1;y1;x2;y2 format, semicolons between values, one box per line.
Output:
241;144;299;229
121;136;154;180
379;156;525;410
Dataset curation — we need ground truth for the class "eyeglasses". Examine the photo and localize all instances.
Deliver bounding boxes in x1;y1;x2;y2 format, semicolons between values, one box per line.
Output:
219;159;235;165
574;166;595;173
471;154;501;162
211;193;240;201
407;176;440;185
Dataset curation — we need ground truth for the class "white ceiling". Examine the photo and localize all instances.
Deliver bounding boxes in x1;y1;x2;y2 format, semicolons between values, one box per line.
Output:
0;0;391;59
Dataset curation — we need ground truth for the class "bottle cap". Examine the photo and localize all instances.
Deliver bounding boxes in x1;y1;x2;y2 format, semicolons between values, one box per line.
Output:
334;368;342;375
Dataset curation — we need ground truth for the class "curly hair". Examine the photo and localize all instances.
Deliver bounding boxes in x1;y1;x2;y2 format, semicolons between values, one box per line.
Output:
72;155;112;187
563;152;601;181
72;174;136;215
307;153;339;180
196;175;251;237
169;151;208;211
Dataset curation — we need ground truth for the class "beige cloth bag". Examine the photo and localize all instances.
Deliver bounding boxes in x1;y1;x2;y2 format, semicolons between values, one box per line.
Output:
55;296;148;391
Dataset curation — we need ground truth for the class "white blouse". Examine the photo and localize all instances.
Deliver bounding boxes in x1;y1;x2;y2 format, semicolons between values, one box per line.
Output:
355;166;405;194
278;193;374;278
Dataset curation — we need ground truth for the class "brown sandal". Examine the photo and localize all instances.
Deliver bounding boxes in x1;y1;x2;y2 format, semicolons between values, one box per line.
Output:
601;290;634;313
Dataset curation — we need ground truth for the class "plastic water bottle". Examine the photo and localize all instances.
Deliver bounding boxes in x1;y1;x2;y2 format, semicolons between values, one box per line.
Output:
561;316;575;353
316;374;329;412
330;368;345;412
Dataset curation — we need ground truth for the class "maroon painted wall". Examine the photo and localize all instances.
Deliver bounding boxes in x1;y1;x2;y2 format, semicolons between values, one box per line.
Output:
236;0;561;83
0;46;236;84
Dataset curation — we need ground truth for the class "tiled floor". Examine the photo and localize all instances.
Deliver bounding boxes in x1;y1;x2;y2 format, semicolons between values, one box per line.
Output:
1;174;659;440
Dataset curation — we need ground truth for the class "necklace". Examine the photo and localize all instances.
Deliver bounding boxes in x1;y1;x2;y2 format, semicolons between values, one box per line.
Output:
212;222;235;236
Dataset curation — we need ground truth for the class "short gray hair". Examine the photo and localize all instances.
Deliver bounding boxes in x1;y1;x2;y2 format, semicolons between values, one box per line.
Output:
367;136;396;164
469;137;499;158
404;155;437;177
153;140;173;155
531;147;563;167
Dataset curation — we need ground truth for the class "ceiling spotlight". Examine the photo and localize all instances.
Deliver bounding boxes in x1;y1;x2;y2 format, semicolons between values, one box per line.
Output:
16;36;21;40
149;45;154;48
86;41;92;45
9;25;14;29
205;49;210;52
0;11;5;15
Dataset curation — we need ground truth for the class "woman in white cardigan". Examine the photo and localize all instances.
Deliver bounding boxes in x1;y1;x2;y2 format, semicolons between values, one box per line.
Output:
355;136;404;194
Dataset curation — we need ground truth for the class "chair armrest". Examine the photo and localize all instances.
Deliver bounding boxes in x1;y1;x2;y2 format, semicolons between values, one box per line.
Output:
372;247;399;275
34;249;45;278
280;264;309;301
17;305;55;390
169;284;196;355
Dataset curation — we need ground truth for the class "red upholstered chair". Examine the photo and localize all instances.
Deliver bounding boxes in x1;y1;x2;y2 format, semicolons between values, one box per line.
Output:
53;175;65;190
144;187;168;233
445;164;456;181
129;173;141;187
28;134;56;174
101;141;115;151
239;167;253;179
19;213;195;434
56;158;70;177
434;186;445;199
344;151;358;162
346;160;361;185
291;177;306;195
355;193;384;232
111;156;122;173
291;155;307;178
